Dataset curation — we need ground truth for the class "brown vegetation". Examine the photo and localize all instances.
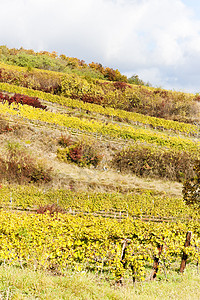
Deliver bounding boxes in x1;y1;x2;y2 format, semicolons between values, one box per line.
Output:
0;142;52;184
112;144;196;182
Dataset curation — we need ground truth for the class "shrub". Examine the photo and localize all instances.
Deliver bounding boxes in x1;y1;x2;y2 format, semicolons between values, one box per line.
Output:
0;67;62;94
134;87;198;122
89;62;128;82
0;116;13;134
60;73;91;98
0;142;52;184
36;204;64;216
113;81;131;91
128;74;151;86
0;92;47;110
112;144;196;182
58;134;74;147
182;160;200;207
77;93;104;105
57;137;103;167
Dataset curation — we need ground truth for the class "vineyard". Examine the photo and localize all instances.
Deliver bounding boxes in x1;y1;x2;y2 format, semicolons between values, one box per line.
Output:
0;185;196;219
0;46;200;294
0;82;199;136
0;101;199;154
0;209;199;283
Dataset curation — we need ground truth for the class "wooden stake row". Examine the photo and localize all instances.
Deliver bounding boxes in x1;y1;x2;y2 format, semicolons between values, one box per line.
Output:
119;231;194;285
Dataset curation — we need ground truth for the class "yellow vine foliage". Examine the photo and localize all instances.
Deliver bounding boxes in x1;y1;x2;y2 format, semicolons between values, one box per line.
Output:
0;101;199;154
0;210;199;281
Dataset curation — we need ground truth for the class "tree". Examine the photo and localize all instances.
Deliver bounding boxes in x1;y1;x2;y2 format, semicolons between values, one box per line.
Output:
128;74;151;87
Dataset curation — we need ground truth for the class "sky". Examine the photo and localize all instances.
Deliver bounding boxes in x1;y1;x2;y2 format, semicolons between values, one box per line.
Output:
1;0;200;93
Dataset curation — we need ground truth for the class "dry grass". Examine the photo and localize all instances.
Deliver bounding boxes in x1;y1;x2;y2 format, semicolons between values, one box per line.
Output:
52;164;182;196
0;114;183;197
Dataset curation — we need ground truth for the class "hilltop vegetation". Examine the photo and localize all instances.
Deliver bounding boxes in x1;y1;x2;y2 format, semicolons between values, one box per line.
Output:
0;46;200;298
0;45;199;123
0;45;127;81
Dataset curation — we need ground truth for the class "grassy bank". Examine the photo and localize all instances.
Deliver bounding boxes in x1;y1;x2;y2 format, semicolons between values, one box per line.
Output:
0;265;199;299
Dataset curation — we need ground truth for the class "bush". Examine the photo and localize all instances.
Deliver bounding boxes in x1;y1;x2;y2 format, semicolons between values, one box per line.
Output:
0;92;47;110
58;134;74;147
128;74;151;86
182;160;200;207
0;116;13;134
89;62;128;82
112;144;196;182
134;87;198;122
36;204;64;216
0;67;62;94
60;73;91;98
57;137;103;167
0;142;52;184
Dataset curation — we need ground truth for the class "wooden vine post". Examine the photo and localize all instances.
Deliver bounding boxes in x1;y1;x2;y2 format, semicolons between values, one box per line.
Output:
180;231;192;273
196;245;199;274
150;243;163;280
118;238;131;285
120;238;137;284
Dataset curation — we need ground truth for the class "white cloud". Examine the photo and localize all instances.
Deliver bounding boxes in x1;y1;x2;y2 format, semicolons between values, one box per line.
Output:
1;0;200;92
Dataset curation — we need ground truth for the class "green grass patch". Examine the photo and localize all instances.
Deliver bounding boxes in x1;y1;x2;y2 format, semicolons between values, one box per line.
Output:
0;265;199;299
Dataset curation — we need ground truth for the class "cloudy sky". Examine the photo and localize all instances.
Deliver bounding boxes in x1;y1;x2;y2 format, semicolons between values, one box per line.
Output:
1;0;200;93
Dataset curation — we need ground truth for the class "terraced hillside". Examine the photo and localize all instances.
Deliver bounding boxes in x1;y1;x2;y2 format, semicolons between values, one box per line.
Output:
0;47;200;294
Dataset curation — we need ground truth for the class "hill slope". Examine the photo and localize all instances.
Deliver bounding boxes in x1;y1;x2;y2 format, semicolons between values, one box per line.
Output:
0;46;200;296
